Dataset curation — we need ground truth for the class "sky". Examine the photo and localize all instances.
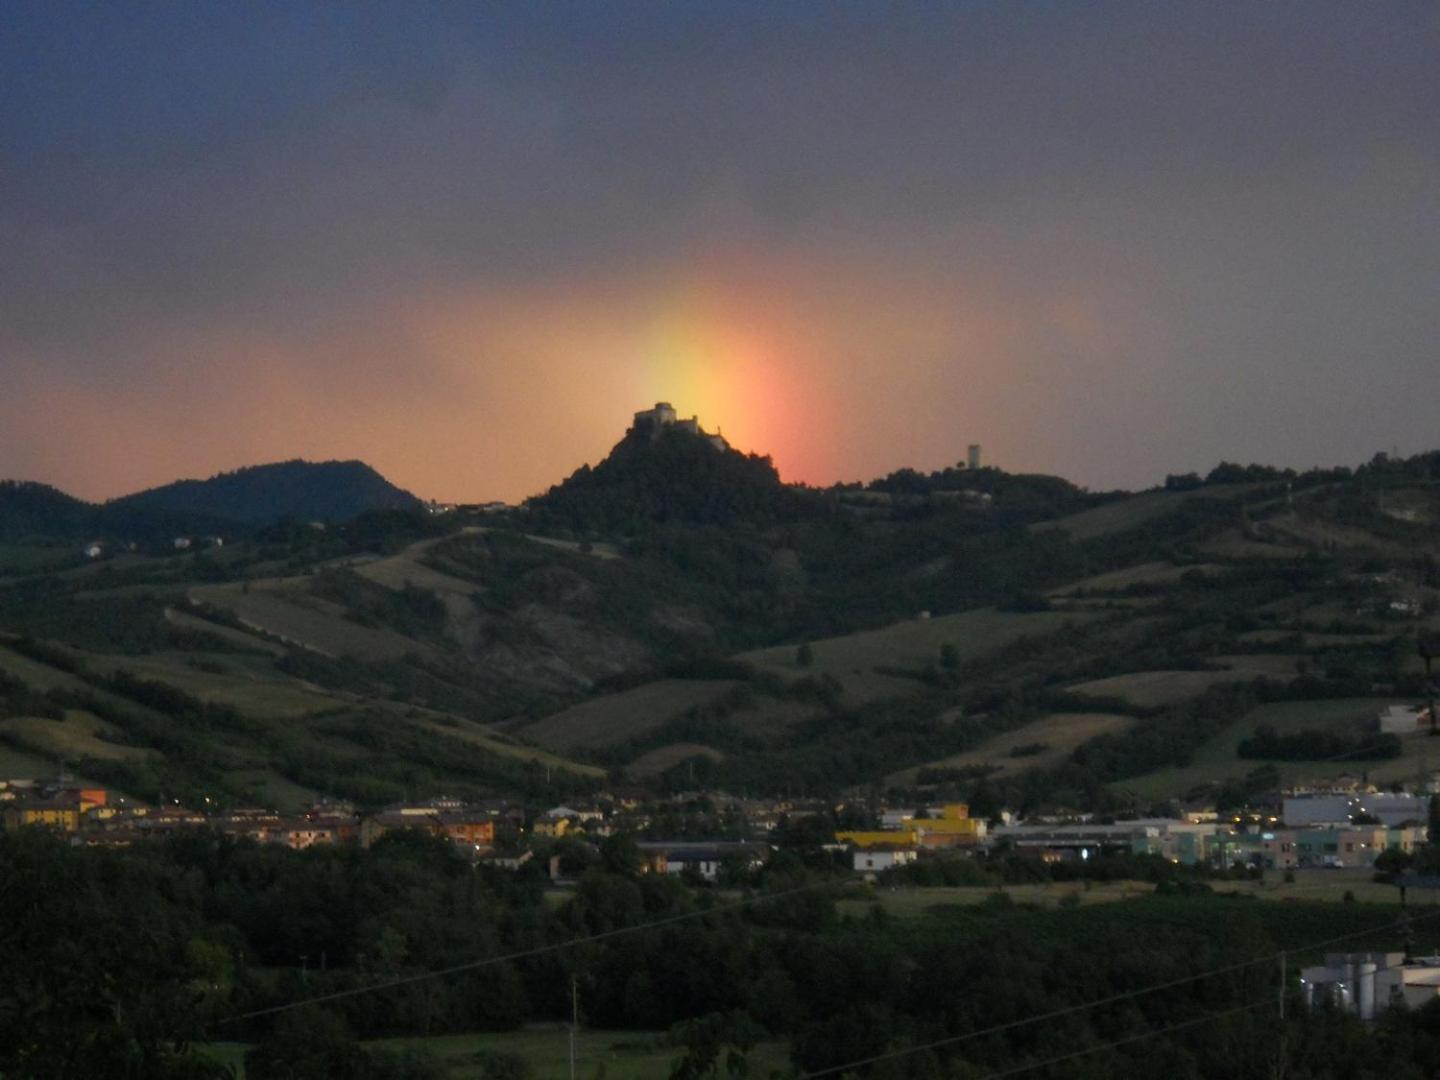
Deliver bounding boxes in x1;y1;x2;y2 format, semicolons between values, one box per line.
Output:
2;2;1437;503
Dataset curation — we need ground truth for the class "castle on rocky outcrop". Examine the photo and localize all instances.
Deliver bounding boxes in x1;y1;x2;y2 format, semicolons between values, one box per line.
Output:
632;402;729;452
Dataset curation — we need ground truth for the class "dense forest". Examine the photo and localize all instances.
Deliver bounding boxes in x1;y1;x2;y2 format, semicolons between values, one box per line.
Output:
5;827;1440;1079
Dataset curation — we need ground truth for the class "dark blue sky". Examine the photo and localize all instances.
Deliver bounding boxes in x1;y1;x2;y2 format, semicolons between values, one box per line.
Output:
3;2;1437;500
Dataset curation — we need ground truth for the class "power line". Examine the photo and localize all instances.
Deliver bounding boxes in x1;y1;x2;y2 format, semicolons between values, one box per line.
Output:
971;1001;1276;1080
797;908;1440;1078
218;877;840;1026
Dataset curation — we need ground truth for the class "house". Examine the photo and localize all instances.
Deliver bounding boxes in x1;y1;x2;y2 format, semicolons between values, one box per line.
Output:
83;542;103;559
634;841;771;881
1380;704;1431;735
532;817;571;839
3;798;80;833
173;537;192;550
477;849;533;871
853;847;918;873
436;812;495;847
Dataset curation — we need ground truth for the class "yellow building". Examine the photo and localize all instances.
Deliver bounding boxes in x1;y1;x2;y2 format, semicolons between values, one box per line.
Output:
837;804;984;850
533;817;570;839
4;801;80;833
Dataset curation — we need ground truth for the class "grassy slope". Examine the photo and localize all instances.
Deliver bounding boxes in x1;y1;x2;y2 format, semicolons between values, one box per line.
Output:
1032;483;1261;541
890;712;1134;785
1066;655;1299;710
189;580;431;661
0;710;157;762
1111;697;1432;799
518;679;740;752
741;608;1097;704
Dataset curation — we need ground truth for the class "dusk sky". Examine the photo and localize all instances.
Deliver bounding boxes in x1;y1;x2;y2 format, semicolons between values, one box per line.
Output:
3;2;1437;503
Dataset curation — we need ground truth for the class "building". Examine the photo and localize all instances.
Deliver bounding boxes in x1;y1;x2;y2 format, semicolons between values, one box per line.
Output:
1301;953;1440;1017
1380;704;1432;735
631;402;729;451
840;804;985;850
853;847;918;873
3;798;80;833
1284;793;1428;828
634;841;770;881
967;444;983;470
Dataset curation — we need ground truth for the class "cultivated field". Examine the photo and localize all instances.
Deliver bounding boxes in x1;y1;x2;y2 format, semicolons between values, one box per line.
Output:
0;710;155;762
1032;484;1259;542
741;608;1097;705
1111;697;1430;800
518;679;740;751
1051;561;1222;596
164;607;288;656
627;741;726;777
190;581;431;661
891;712;1134;785
1066;655;1298;709
405;713;606;778
82;654;342;718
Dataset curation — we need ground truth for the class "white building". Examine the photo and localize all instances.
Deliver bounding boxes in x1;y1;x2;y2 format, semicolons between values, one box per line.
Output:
1380;704;1431;735
853;848;918;873
1284;793;1428;828
1301;952;1440;1018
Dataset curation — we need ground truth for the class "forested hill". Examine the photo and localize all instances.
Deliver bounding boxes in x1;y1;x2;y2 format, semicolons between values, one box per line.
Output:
0;481;93;541
527;424;817;534
108;460;421;526
0;461;420;542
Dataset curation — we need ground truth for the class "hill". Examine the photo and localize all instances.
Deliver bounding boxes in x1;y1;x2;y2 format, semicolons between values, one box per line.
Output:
1;430;1438;813
528;420;815;535
0;481;95;541
108;459;421;525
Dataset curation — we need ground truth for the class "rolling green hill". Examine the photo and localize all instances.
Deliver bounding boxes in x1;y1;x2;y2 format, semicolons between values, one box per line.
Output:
1;442;1437;812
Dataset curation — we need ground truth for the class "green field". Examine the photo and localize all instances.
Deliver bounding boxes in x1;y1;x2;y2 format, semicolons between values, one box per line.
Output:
741;607;1097;705
519;679;740;752
1066;655;1298;709
82;654;342;718
406;712;606;778
0;710;156;763
164;606;288;656
1051;561;1222;596
1112;697;1428;800
200;1027;790;1079
1032;484;1260;542
891;712;1134;785
190;581;433;661
628;741;726;777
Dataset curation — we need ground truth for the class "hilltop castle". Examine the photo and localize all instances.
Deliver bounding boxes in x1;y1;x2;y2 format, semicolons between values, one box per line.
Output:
632;402;729;452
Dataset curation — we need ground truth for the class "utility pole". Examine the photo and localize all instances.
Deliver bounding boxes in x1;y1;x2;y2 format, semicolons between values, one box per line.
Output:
1279;951;1286;1020
569;972;578;1080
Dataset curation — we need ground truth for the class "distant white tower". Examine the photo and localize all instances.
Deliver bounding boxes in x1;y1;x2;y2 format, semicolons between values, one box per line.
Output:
967;443;983;470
